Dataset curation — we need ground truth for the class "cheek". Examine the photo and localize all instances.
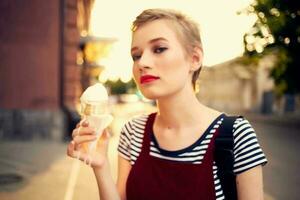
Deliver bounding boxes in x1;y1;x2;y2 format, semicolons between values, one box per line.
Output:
132;65;141;86
162;54;190;79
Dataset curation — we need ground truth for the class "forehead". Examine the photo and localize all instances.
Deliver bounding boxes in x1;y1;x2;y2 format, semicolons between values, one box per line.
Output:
131;19;182;48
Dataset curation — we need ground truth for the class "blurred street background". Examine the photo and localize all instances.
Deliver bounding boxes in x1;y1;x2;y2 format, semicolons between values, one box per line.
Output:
0;0;299;199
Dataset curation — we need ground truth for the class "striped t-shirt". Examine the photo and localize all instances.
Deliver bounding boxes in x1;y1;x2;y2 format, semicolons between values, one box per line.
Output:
118;113;267;200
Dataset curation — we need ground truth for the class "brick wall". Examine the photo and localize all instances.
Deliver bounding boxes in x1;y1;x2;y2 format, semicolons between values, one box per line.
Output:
0;0;61;110
63;0;82;109
0;0;83;140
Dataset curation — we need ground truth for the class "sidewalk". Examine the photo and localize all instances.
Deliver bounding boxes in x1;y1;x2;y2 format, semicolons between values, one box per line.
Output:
243;112;300;128
0;137;120;200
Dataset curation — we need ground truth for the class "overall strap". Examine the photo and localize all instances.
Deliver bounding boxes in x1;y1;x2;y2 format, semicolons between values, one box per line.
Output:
141;112;157;155
215;115;240;200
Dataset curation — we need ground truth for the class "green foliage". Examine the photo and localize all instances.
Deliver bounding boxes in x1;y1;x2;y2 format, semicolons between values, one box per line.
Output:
241;0;300;95
105;79;137;95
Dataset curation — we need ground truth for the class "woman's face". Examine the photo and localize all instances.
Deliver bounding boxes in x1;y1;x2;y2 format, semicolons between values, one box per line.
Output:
131;19;195;100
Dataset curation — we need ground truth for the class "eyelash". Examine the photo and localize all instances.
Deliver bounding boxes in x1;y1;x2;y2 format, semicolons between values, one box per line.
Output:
132;47;168;61
153;47;168;54
132;55;141;61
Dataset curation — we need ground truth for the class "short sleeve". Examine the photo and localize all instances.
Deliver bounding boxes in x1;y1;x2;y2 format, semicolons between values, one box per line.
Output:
117;121;133;161
232;117;267;174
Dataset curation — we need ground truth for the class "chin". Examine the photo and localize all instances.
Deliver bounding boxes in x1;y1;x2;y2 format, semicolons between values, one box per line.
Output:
139;87;176;101
140;91;159;100
138;87;162;100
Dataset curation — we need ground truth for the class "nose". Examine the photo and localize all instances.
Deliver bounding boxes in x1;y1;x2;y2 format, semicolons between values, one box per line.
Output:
138;51;152;70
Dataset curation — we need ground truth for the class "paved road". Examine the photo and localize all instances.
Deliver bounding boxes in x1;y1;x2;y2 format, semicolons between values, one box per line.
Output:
249;118;300;200
0;102;299;199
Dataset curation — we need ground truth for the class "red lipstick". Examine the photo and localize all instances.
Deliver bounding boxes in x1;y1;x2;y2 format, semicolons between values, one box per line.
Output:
140;75;160;84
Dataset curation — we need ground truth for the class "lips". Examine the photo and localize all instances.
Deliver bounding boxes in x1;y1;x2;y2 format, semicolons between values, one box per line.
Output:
140;75;160;84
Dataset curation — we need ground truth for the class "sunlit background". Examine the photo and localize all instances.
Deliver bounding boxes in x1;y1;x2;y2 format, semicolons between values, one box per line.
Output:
89;0;256;83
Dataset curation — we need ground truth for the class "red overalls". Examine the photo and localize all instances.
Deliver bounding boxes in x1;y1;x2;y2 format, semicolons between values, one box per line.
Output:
126;113;219;200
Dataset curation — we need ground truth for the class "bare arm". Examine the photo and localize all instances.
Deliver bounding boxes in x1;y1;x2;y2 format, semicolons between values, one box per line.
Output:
236;165;264;200
116;156;132;200
93;156;131;200
93;162;121;200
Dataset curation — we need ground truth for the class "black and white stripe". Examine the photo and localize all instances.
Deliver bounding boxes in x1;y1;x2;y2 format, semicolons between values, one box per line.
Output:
118;115;148;165
232;118;267;174
118;114;267;199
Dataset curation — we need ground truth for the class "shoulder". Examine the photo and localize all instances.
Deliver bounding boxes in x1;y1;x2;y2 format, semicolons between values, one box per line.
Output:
231;116;257;148
123;114;149;129
232;116;250;128
120;113;150;137
231;116;268;174
232;117;255;139
118;113;150;162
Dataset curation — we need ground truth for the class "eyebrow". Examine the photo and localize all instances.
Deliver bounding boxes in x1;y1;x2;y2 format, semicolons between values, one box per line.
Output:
131;37;168;52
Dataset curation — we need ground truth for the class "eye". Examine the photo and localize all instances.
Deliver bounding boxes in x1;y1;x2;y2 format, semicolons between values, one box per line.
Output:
153;47;167;54
131;54;141;61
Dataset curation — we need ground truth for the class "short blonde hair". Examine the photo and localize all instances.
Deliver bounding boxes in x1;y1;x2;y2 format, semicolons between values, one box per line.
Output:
132;8;203;89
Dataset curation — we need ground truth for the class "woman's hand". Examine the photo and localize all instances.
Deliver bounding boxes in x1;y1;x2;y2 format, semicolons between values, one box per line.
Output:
67;119;111;169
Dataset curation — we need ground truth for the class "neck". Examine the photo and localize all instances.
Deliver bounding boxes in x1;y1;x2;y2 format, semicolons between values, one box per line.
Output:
155;85;206;129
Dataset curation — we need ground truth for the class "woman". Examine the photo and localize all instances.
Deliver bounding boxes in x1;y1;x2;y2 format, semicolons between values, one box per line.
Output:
67;8;267;200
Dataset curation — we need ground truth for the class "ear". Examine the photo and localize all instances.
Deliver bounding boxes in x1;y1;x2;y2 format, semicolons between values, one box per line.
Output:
189;46;203;72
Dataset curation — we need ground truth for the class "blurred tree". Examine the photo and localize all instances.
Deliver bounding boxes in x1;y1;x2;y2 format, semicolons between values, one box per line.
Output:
105;79;137;95
241;0;300;95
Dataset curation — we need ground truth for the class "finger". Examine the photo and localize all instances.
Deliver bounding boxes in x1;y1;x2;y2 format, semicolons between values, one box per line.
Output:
81;119;89;127
79;127;96;135
72;150;90;164
73;135;97;145
75;151;86;162
87;156;93;167
84;155;92;166
67;140;78;158
75;118;87;127
74;141;84;151
72;127;80;138
67;141;86;160
83;154;88;164
72;127;95;138
69;141;84;159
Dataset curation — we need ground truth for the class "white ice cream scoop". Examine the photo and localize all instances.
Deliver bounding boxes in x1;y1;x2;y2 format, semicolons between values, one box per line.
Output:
80;83;113;151
80;83;108;103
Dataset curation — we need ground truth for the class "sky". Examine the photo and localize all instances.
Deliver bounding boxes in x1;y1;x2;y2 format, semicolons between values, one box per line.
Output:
89;0;256;82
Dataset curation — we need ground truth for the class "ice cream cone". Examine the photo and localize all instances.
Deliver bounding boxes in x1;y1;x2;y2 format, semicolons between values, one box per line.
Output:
79;83;114;152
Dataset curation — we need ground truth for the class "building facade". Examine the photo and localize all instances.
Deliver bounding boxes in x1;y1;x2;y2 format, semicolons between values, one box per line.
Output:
0;0;93;140
197;56;276;114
